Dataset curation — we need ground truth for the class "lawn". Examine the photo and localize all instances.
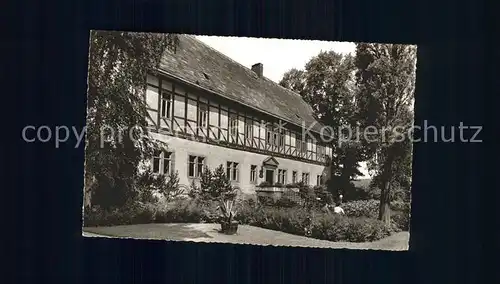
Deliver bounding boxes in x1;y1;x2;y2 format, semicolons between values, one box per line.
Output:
83;223;409;251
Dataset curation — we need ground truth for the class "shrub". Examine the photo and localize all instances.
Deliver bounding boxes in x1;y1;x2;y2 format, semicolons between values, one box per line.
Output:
160;171;185;201
258;181;271;187
84;197;401;241
235;199;262;224
235;205;311;235
342;199;411;231
135;170;182;204
274;195;301;208
297;182;317;208
154;199;204;223
342;199;379;218
391;200;410;212
188;165;236;201
313;185;333;206
310;214;350;241
83;202;156;227
391;204;410;231
310;214;391;242
257;195;275;206
256;190;302;208
234;202;392;242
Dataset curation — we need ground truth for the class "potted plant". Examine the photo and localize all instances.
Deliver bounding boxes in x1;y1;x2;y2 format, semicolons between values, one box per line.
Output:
217;199;239;235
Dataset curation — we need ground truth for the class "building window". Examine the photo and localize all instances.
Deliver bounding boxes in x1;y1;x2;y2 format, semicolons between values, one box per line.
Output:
316;144;326;161
266;125;273;146
188;155;205;177
160;90;172;119
273;132;279;147
226;161;239;181
277;169;287;184
306;139;312;155
229;114;238;141
245;119;253;139
152;150;173;175
250;165;257;183
295;136;306;155
279;131;285;147
198;103;208;128
317;175;323;186
302;172;310;185
292;171;298;184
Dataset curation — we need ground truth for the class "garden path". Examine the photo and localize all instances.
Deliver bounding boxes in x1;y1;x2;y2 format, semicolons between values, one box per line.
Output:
83;223;409;251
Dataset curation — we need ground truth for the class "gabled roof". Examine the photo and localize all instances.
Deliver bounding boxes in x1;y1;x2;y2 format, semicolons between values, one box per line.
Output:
262;156;279;167
157;34;325;134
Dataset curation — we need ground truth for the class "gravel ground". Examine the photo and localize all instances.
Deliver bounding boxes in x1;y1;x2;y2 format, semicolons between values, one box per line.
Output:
83;223;409;251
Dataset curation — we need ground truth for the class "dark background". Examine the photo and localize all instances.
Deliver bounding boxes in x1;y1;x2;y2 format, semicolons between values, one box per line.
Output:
5;0;492;283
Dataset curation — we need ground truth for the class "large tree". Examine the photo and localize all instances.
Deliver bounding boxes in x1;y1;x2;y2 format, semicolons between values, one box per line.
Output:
354;43;416;225
279;51;364;200
85;31;179;209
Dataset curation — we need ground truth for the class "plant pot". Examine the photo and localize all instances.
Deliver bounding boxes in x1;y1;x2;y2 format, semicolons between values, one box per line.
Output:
220;221;239;235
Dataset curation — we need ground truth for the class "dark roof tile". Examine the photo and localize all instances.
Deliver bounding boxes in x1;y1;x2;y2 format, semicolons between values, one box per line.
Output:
158;34;325;134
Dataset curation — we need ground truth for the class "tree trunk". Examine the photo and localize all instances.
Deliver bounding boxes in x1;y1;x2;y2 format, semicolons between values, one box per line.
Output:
378;181;391;225
378;152;395;226
84;175;96;208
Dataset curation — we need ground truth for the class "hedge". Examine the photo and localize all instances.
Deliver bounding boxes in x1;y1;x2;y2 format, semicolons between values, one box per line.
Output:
341;199;411;231
84;199;396;242
236;203;391;242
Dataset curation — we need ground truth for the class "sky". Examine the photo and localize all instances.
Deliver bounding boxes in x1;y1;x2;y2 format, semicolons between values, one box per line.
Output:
196;35;356;84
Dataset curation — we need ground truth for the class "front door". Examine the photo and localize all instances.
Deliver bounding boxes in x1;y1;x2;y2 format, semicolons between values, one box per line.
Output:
265;169;274;184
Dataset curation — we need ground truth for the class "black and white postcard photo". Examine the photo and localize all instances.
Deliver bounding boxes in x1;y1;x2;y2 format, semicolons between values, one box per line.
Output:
82;31;416;251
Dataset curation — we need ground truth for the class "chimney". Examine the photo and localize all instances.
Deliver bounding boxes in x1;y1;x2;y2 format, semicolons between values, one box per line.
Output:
251;63;263;78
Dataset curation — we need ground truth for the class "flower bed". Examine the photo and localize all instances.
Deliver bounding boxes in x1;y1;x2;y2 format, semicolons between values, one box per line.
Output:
235;201;392;242
84;198;394;242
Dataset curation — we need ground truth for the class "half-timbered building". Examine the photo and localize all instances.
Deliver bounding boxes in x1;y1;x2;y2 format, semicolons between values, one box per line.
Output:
144;35;333;196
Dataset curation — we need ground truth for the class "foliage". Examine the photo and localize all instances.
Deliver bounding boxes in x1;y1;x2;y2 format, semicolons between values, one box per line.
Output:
342;199;410;231
155;199;206;223
256;191;303;208
280;51;356;127
85;31;179;209
279;51;366;201
313;185;333;206
355;43;417;224
312;214;391;242
340;180;378;201
391;210;410;231
235;202;391;242
83;202;157;227
297;181;317;209
217;199;238;224
161;171;184;201
342;199;379;218
275;191;303;208
188;165;236;201
256;195;275;206
257;181;271;187
187;165;210;199
85;197;401;241
327;142;367;200
134;170;184;203
211;165;237;200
